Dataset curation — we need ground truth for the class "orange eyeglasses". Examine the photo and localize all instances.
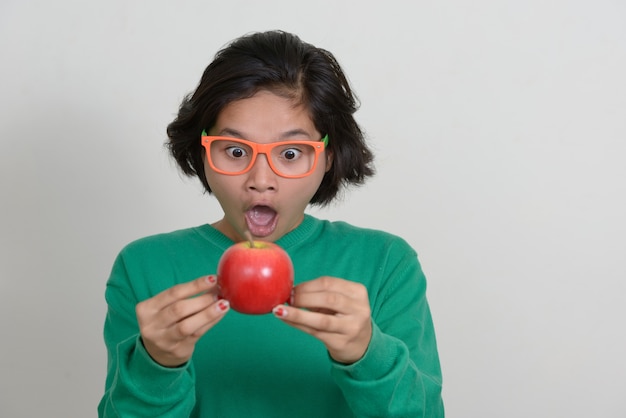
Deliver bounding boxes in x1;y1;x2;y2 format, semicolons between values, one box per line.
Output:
201;133;329;179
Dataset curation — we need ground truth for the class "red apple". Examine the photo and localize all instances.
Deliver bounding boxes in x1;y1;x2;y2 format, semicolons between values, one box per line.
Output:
217;240;294;314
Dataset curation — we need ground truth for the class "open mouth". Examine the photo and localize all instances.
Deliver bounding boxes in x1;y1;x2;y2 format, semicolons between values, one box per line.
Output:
245;205;278;238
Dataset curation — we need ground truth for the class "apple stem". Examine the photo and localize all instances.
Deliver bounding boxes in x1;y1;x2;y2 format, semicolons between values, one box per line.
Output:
244;230;255;247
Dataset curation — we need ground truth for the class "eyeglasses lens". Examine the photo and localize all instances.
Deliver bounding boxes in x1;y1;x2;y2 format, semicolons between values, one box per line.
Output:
209;139;318;177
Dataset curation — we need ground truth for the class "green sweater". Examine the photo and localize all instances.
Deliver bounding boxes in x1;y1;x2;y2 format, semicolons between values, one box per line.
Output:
98;215;444;417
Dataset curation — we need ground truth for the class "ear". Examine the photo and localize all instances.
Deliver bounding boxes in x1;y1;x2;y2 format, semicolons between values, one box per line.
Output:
324;149;333;172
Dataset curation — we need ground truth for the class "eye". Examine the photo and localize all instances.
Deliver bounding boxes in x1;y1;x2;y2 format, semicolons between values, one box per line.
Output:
280;147;302;161
225;146;248;159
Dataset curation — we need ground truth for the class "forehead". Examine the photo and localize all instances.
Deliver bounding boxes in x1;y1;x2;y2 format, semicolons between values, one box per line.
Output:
212;90;318;140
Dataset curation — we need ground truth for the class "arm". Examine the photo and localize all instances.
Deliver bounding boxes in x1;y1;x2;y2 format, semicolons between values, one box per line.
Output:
275;241;444;417
98;252;227;417
334;245;443;417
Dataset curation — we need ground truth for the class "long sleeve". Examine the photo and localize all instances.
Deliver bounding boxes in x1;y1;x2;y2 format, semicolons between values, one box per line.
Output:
97;251;196;418
329;239;444;417
98;218;443;417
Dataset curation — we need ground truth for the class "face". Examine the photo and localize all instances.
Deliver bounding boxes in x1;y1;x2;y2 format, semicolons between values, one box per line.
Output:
205;90;332;243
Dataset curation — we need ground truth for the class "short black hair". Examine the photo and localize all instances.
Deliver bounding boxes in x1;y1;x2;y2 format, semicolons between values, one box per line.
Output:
166;30;374;205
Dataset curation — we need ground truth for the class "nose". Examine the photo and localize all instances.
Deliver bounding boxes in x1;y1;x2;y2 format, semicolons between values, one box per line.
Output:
245;153;277;192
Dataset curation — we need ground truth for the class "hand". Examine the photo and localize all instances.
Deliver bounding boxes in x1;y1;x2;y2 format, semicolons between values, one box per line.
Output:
135;275;229;367
273;277;372;364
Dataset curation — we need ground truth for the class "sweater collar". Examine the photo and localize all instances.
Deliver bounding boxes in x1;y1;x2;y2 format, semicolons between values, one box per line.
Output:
198;213;322;250
276;214;321;249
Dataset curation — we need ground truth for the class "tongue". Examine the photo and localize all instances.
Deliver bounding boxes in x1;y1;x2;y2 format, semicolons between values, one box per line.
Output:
245;206;277;237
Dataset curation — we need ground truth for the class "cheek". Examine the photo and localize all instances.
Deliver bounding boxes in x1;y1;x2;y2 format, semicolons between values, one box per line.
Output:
296;168;326;200
204;166;237;198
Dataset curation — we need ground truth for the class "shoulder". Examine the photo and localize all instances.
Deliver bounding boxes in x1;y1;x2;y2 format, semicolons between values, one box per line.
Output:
119;225;209;257
313;217;417;257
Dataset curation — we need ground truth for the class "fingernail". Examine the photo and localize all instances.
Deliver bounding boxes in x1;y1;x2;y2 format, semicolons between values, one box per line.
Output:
206;275;217;284
273;305;287;318
217;300;230;312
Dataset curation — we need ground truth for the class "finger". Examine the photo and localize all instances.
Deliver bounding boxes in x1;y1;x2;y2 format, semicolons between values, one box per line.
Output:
292;290;359;316
157;292;217;327
295;277;368;301
189;301;230;338
274;304;372;364
169;299;230;340
273;305;343;333
152;275;217;310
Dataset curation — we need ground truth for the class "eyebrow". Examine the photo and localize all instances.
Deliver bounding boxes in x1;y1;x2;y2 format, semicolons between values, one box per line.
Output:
216;128;314;141
216;128;245;138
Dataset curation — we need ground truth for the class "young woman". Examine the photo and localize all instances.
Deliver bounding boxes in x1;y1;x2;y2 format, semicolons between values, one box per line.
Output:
99;30;444;417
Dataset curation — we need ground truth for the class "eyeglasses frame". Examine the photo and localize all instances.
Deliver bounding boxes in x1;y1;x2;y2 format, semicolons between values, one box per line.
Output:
201;133;329;179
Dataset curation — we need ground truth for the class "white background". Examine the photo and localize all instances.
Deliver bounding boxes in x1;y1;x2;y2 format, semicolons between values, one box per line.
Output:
1;1;625;417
